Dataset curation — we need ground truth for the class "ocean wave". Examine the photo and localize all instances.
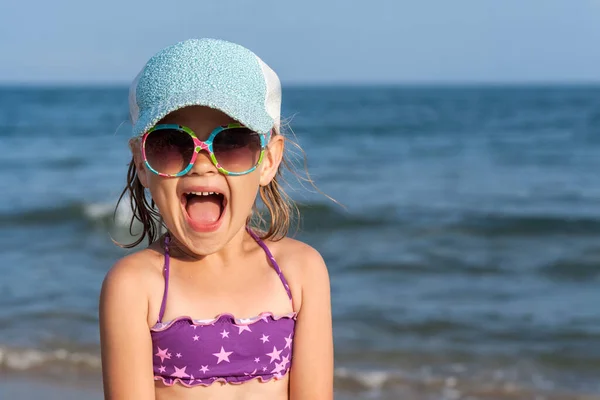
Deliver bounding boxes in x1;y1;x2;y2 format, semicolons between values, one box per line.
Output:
0;346;101;372
3;199;600;241
345;260;507;277
298;202;392;231
334;367;598;399
447;212;600;237
0;201;135;229
1;345;597;398
0;200;391;232
540;257;600;281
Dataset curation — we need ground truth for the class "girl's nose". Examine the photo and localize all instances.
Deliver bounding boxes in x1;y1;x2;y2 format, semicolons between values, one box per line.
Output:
187;149;218;176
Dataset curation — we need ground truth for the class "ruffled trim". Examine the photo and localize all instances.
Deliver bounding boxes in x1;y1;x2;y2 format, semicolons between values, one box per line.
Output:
154;367;290;387
151;311;297;332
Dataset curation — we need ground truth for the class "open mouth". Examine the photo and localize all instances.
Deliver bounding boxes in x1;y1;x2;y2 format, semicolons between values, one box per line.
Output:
181;191;226;231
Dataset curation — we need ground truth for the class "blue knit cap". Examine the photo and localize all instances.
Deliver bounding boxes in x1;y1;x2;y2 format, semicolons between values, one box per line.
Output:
129;38;281;135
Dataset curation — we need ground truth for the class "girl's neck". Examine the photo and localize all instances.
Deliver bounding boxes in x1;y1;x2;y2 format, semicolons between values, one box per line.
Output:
162;226;254;268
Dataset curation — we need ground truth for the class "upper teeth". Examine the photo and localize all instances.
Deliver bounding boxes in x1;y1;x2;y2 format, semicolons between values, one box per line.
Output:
186;191;218;196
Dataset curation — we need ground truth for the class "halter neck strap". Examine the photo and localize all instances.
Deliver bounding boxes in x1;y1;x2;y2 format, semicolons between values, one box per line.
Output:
155;228;292;324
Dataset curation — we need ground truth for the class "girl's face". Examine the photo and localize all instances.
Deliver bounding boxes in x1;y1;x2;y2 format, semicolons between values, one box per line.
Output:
132;106;283;256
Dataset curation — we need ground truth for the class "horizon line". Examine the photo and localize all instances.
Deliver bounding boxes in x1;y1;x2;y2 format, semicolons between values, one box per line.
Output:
2;80;600;88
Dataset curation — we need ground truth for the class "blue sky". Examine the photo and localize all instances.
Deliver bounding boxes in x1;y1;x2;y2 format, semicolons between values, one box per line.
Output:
2;0;599;84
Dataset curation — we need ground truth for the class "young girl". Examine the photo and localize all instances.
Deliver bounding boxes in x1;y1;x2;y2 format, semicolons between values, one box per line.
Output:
99;38;333;400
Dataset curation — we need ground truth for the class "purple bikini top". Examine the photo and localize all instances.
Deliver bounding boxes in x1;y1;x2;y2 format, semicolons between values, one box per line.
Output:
150;228;297;387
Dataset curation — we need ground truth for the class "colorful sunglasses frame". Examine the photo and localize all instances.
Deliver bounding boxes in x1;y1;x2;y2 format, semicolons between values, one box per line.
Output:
141;123;269;177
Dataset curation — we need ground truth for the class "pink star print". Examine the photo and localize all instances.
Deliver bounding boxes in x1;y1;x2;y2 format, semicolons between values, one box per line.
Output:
199;365;209;374
254;357;260;363
236;324;252;334
220;329;229;338
284;334;293;349
266;346;282;363
280;354;290;368
271;360;285;374
158;365;166;373
262;366;267;371
155;347;171;363
213;346;233;364
176;353;182;358
193;335;199;341
260;334;269;343
172;366;189;378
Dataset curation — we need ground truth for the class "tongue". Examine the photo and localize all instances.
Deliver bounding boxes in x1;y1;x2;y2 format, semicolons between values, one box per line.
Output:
186;195;221;225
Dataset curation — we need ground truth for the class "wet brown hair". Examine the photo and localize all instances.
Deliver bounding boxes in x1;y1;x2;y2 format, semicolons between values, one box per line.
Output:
114;123;325;248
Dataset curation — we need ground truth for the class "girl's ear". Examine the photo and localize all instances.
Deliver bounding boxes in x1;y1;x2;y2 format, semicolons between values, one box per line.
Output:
259;134;284;186
129;137;149;188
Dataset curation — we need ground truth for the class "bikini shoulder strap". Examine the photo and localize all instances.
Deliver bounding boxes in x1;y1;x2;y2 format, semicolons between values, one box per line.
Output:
246;227;293;302
157;234;171;323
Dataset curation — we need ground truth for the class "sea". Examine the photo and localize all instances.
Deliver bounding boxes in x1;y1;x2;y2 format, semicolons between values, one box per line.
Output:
0;85;599;400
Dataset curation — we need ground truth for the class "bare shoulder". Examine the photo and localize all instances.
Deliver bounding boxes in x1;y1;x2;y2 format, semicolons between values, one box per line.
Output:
102;246;163;291
100;244;165;319
269;236;326;273
266;236;330;308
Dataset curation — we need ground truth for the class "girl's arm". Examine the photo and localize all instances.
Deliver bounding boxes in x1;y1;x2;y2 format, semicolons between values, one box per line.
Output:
289;246;334;400
99;258;156;400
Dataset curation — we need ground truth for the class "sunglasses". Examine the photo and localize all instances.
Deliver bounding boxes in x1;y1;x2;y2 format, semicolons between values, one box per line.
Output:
141;123;269;177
